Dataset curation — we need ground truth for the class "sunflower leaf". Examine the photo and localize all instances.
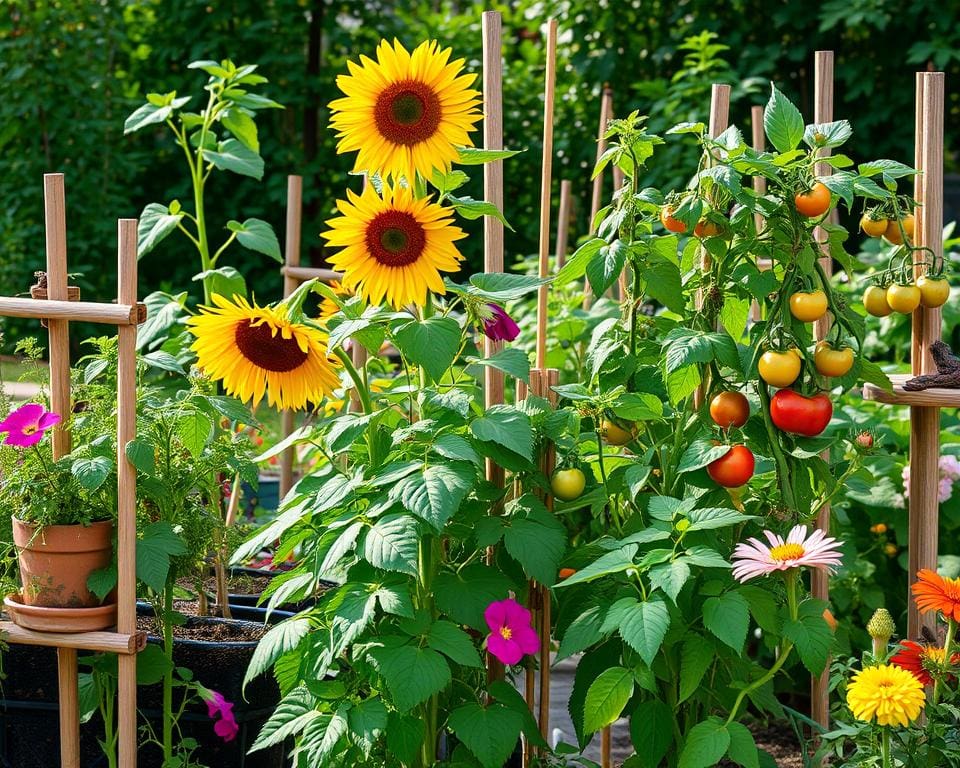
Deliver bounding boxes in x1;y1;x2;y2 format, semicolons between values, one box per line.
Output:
231;218;281;262
202;138;264;179
446;195;513;230
393;317;461;383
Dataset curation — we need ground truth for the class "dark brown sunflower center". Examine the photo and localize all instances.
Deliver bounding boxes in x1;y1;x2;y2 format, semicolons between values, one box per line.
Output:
234;320;308;373
374;80;441;146
365;210;426;267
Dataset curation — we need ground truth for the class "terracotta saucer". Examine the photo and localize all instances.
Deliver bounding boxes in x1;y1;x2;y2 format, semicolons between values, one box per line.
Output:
3;594;117;633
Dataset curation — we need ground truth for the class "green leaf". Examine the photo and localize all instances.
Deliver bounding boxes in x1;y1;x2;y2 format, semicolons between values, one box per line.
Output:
447;195;512;229
586;239;628;297
703;592;750;652
176;411;212;458
683;546;730;569
649;559;691;603
719;296;750;343
783;600;834;676
202;138;264;179
141;350;187;374
489;679;547;748
393;316;461;383
553;545;638;588
738;584;780;634
583;667;634;734
362;513;419;576
763;84;804;154
677;439;730;473
221;108;259;152
462;272;548;300
803;120;852;150
244;618;311;692
125;438;155;475
449;703;523;768
348;697;388;757
726;721;760;768
136;521;188;592
124;99;183;134
679;718;731;768
686;507;755;531
368;643;451;712
663;328;715;374
619;596;670;666
860;358;893;393
231;218;281;262
611;392;663;421
556;237;604;286
666;365;701;405
71;455;113;491
87;564;117;602
503;497;567;585
427;620;482;668
432;433;481;465
391;462;475;531
679;635;715;703
250;687;319;752
470;405;533;461
455;146;522;164
629;699;673;767
297;706;349;764
387;712;424;765
643;256;685;313
434;565;513;630
468;347;530;384
137;203;184;257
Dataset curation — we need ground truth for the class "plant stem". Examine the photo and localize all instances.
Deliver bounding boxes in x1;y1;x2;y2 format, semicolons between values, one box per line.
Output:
881;728;891;768
162;585;175;763
933;618;956;705
757;382;797;511
333;347;373;415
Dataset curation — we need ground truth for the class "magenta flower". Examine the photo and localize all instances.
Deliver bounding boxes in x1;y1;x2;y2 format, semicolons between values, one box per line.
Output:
485;598;539;665
731;525;843;583
482;304;520;342
204;690;239;742
0;403;61;447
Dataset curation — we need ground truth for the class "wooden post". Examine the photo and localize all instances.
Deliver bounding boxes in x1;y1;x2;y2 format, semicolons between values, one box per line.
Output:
482;9;507;688
584;86;613;309
810;50;835;737
535;19;557;371
279;175;303;499
555;180;573;269
116;218;140;768
908;72;944;640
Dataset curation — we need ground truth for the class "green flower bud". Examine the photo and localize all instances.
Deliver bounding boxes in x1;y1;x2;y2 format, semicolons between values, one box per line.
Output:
867;608;895;657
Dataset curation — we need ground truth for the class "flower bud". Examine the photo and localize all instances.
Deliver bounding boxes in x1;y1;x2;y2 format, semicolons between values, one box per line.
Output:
481;303;520;342
867;608;895;657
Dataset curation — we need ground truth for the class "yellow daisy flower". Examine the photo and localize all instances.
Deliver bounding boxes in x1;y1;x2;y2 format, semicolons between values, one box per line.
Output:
187;294;340;411
846;663;925;727
321;183;465;309
328;39;482;182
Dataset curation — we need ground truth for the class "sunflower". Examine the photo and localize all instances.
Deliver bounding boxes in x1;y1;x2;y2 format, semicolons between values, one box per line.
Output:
187;294;340;411
846;664;925;727
328;39;482;182
912;568;960;622
321;183;466;308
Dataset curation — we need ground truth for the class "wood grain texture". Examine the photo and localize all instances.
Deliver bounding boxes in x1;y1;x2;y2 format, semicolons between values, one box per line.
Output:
863;375;960;407
0;622;145;653
2;296;141;324
280;265;342;283
58;647;80;768
536;19;558;370
44;174;71;460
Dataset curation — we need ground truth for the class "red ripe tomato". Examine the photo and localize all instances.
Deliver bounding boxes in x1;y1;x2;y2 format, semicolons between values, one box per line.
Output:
794;183;832;218
707;445;755;488
660;206;688;234
769;390;833;437
709;391;750;429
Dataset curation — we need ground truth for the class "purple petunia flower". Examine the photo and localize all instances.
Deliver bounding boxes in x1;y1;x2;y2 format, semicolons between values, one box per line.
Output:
482;304;520;342
0;403;61;448
484;598;539;665
204;690;239;743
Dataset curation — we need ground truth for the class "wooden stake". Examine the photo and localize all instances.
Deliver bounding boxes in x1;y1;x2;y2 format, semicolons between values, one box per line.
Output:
908;72;944;640
482;9;507;688
810;50;835;738
280;176;303;499
535;19;558;371
555;180;573;269
116;218;140;768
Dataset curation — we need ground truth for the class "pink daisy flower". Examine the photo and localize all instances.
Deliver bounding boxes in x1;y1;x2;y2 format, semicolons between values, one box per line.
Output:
0;403;61;448
731;525;843;583
203;689;239;742
484;598;539;665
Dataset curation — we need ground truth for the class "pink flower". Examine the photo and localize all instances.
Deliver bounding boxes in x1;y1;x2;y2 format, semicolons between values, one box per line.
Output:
204;690;239;742
485;598;539;665
482;304;520;342
731;525;843;583
0;403;61;447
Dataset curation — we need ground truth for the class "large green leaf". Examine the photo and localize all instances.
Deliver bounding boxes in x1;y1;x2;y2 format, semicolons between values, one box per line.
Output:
679;718;731;768
726;721;760;768
136;521;188;593
368;643;451;712
176;410;212;458
470;405;533;461
362;513;419;576
387;712;424;765
250;687;318;752
71;455;113;491
434;564;513;630
448;703;523;768
783;600;834;676
391;462;475;531
347;698;388;757
229;217;281;262
393;316;461;383
202;137;264;179
703;592;750;652
503;497;566;585
619;596;670;666
468;347;531;384
244;617;311;691
426;620;482;668
679;635;715;703
137;203;183;257
649;558;691;603
586;239;628;297
583;667;634;734
763;84;804;154
629;699;674;767
553;545;638;588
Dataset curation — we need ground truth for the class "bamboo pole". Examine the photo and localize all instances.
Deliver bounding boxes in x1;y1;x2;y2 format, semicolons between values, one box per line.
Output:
810;50;835;737
116;218;140;768
555;180;573;269
584;86;613;309
535;19;558;371
482;9;507;689
44;174;81;768
280;175;303;499
907;72;944;640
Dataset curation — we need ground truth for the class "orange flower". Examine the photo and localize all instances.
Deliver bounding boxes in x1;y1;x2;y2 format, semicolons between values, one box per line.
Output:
891;640;960;686
912;569;960;622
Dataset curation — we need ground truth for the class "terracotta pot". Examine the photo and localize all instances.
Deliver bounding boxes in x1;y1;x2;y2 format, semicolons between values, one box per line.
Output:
12;517;114;608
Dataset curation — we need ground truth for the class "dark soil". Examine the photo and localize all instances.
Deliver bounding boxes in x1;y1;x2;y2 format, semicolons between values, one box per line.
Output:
137;599;268;643
176;572;274;599
716;724;803;768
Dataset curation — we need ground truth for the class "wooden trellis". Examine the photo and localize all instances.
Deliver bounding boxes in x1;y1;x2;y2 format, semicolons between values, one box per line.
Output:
863;71;947;641
0;173;145;767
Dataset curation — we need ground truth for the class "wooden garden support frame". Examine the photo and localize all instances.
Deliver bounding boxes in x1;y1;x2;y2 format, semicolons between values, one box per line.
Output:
863;71;946;640
0;173;146;767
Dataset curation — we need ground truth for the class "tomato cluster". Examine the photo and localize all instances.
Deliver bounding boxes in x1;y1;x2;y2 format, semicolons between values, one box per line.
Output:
863;276;950;317
860;210;915;245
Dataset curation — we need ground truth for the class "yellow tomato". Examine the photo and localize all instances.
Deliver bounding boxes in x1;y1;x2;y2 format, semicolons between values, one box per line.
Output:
758;349;801;388
917;275;950;308
551;469;586;501
863;285;893;317
601;419;635;446
886;283;921;314
814;342;855;378
860;214;888;238
789;290;829;323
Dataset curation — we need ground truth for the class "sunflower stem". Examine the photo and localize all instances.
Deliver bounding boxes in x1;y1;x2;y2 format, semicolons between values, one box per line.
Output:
333;347;373;416
881;727;891;768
